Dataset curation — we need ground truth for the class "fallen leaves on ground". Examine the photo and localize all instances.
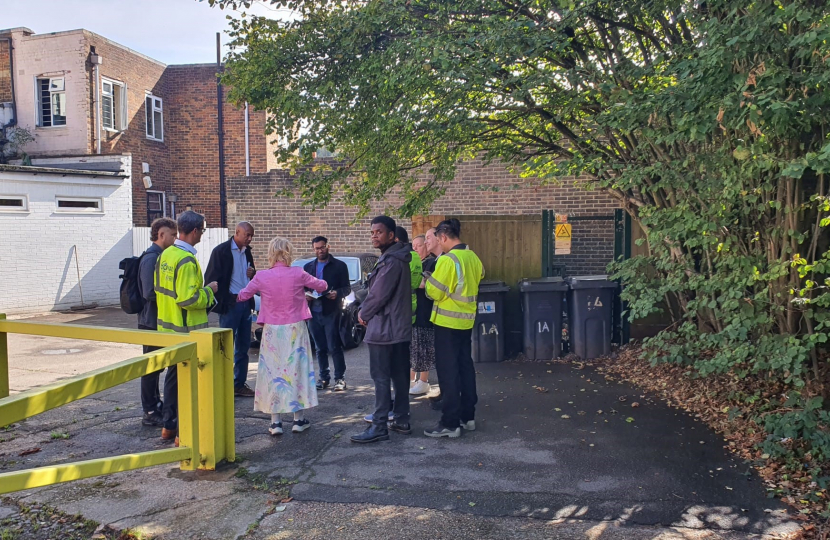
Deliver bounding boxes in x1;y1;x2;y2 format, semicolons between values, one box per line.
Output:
592;345;828;539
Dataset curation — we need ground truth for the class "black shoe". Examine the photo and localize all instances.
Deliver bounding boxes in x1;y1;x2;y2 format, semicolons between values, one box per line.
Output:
142;410;164;427
234;384;255;397
429;399;444;411
424;422;461;438
389;421;412;435
292;419;311;433
350;424;389;444
316;379;330;390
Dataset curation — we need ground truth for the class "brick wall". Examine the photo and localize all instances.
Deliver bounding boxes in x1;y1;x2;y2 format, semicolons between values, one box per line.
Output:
88;34;171;227
226;158;621;274
163;64;268;227
0;38;11;102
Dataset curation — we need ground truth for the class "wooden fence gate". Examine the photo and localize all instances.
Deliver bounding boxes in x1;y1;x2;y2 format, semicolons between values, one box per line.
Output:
413;214;543;353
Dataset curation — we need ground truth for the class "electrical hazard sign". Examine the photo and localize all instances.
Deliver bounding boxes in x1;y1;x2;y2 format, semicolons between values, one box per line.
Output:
555;223;572;254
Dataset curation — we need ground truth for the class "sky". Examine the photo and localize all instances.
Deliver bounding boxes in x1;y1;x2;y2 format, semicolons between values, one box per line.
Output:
0;0;290;65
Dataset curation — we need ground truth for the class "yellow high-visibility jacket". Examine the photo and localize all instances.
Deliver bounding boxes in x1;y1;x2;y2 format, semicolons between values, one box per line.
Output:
425;246;484;330
155;245;214;333
409;250;422;325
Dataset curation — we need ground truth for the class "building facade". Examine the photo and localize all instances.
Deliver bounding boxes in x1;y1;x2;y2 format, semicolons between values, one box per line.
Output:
0;27;267;227
0;154;133;314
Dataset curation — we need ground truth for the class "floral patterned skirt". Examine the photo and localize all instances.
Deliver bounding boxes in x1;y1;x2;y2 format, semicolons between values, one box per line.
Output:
410;326;436;372
254;322;318;414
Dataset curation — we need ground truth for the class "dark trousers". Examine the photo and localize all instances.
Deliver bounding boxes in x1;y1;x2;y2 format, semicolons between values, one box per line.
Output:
434;326;477;429
309;310;346;381
139;324;177;430
368;342;411;427
219;300;253;388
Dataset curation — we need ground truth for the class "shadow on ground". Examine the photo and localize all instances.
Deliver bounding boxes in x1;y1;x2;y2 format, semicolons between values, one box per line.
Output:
0;308;799;539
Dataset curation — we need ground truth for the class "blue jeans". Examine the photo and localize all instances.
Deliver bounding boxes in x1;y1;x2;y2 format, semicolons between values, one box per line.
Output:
220;300;252;388
308;310;346;381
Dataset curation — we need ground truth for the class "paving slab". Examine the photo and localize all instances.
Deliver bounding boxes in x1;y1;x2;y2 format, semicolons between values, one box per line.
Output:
0;307;801;539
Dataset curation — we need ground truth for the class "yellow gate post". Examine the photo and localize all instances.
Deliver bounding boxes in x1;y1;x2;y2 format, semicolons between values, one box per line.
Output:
177;353;202;471
0;314;8;399
192;328;235;469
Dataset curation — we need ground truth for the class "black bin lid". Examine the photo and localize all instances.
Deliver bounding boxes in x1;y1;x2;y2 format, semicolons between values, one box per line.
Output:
478;280;510;293
518;276;569;292
566;275;619;290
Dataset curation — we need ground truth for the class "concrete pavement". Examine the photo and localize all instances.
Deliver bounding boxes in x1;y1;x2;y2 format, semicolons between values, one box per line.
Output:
0;307;800;539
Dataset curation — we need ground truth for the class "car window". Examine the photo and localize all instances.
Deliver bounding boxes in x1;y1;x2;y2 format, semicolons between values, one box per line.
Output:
292;257;361;282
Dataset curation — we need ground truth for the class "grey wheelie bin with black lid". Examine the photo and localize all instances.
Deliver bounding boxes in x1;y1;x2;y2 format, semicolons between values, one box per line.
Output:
518;277;568;360
472;280;510;363
566;276;618;359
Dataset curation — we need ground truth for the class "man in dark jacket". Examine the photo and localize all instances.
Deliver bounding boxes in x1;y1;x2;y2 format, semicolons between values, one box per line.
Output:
303;236;352;391
137;217;177;427
205;222;257;396
351;216;413;444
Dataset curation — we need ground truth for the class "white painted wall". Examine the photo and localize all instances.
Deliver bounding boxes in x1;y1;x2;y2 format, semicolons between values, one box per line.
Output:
10;29;91;156
132;227;230;272
0;155;132;315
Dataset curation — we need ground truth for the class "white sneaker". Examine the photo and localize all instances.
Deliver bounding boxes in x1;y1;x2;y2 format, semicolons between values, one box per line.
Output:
460;420;476;431
268;422;283;435
409;380;430;395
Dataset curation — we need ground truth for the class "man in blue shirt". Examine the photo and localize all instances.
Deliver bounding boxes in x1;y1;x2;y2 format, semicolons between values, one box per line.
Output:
303;236;352;391
205;222;257;396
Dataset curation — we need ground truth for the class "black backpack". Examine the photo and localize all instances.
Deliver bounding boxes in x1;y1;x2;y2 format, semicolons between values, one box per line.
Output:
119;253;146;314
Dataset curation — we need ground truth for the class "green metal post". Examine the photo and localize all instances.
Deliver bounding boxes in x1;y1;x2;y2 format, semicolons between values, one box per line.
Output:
541;210;550;277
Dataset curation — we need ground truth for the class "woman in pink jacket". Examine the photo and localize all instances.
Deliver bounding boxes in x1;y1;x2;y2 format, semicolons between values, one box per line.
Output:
237;237;328;435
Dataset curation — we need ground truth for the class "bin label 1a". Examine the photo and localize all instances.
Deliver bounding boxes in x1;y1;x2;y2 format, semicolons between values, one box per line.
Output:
480;323;499;335
478;301;496;314
537;321;551;333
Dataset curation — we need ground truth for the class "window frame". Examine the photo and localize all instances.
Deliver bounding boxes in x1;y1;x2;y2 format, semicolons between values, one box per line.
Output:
35;76;67;128
55;196;104;214
145;93;164;142
0;194;29;213
102;78;127;132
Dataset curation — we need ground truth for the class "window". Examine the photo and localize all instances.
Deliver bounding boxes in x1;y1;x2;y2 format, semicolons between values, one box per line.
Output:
145;94;163;141
37;77;67;127
147;191;165;225
56;197;103;213
102;79;127;131
0;195;28;212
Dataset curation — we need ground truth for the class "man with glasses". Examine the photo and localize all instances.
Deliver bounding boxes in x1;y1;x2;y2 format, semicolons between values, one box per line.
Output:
154;210;218;444
303;236;352;391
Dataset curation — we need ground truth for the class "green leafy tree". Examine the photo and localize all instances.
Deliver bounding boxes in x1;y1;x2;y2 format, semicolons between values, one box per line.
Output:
213;0;830;398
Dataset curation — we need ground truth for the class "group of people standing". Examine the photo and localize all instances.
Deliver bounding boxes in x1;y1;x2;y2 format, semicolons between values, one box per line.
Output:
135;210;484;444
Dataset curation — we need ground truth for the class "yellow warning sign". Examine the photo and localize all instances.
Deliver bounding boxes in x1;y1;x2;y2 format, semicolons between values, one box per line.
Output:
555;223;572;254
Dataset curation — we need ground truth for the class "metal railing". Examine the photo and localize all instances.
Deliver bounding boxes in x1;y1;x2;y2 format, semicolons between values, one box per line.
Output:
0;314;235;495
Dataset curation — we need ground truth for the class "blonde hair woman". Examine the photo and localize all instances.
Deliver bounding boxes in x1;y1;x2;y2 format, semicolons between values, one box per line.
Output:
237;237;328;435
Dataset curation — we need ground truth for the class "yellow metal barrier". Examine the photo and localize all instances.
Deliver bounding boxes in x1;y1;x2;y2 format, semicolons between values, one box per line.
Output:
0;315;235;495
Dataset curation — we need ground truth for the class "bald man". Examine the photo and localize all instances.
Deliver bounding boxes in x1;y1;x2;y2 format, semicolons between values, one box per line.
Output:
205;221;258;396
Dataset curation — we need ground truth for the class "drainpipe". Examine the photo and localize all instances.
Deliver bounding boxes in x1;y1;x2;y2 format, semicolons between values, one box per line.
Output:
90;48;102;154
244;102;250;177
1;36;18;129
216;32;227;227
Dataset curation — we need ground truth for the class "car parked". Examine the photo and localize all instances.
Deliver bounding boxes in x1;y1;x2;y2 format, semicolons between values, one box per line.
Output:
251;253;378;351
291;253;378;349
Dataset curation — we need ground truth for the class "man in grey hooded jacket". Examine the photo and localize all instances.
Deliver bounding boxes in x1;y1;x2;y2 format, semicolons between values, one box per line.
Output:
351;215;413;443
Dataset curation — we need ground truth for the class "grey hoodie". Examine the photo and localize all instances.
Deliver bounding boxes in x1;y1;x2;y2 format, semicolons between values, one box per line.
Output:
359;242;413;345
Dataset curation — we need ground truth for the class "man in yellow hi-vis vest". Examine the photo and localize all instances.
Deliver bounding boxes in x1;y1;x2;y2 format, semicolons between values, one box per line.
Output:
154;210;218;443
424;218;484;438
